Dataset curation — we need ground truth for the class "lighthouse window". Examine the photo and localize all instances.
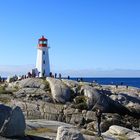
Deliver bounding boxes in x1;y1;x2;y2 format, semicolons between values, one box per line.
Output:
43;41;47;44
39;41;43;44
43;51;45;55
43;60;45;64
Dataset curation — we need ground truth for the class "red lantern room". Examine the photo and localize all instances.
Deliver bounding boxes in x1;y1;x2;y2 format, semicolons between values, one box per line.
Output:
38;36;48;47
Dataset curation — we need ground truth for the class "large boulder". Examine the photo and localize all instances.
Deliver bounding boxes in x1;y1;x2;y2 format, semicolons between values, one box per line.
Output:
56;126;85;140
8;78;45;89
46;77;73;103
80;85;139;118
16;78;45;89
62;79;79;88
0;104;25;137
103;125;140;140
81;85;103;109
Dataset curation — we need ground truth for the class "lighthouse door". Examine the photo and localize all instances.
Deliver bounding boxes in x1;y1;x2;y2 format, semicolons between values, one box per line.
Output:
43;69;45;77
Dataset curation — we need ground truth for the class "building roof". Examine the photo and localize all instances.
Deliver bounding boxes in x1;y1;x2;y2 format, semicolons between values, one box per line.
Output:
39;36;48;41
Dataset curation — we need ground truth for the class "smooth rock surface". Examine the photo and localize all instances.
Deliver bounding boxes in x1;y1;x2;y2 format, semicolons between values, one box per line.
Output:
56;126;85;140
46;77;72;103
17;78;45;89
103;125;140;140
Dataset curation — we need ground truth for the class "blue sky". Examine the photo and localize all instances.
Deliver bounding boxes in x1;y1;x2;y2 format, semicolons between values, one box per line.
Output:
0;0;140;77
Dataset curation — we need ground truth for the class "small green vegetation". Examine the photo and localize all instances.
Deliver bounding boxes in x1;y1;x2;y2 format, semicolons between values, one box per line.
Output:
25;127;57;135
0;86;13;95
96;137;104;140
81;130;95;136
0;86;5;93
0;97;11;104
13;85;19;92
73;96;88;110
117;135;128;140
75;102;88;110
74;96;87;104
43;80;51;92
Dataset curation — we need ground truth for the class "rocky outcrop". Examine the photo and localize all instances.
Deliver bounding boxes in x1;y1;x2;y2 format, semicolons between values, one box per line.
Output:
15;78;45;89
80;85;133;117
0;104;25;138
5;78;140;118
10;99;140;134
46;77;74;103
1;78;140;138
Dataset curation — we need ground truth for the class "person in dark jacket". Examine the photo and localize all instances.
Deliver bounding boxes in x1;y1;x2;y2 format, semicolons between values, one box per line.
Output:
95;108;102;137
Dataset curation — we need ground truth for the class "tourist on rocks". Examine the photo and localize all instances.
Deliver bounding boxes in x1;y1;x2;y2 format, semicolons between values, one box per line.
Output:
126;85;129;89
49;72;53;77
95;108;102;137
59;73;61;79
55;73;57;78
27;72;32;78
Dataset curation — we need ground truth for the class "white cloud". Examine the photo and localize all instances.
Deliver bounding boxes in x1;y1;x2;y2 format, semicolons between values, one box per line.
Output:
0;65;34;77
0;65;140;77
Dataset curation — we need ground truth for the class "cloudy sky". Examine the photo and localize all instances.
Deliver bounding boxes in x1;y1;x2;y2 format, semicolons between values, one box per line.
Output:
0;0;140;77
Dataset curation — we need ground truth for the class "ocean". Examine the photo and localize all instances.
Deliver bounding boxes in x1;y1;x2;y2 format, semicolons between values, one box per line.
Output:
70;78;140;88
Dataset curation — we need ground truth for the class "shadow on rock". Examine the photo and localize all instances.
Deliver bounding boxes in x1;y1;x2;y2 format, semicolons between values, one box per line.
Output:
92;91;140;119
120;93;140;104
0;135;52;140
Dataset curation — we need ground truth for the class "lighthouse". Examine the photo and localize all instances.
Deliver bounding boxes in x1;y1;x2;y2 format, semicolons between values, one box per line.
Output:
36;36;50;77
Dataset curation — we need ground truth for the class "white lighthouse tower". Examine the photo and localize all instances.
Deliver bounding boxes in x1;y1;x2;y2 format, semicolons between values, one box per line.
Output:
36;36;50;77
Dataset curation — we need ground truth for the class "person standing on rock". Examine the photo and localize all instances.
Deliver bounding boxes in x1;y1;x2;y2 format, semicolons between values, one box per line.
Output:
59;73;62;79
95;108;102;137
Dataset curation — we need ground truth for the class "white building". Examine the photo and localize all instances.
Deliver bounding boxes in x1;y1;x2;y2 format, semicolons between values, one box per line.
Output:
36;36;50;77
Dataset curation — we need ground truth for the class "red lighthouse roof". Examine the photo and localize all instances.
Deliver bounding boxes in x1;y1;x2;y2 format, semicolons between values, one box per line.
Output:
39;36;48;41
38;35;48;47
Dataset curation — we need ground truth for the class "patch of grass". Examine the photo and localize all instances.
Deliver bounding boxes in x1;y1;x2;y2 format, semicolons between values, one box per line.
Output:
43;80;51;92
117;136;128;140
96;137;104;140
0;97;11;104
0;86;13;95
0;86;5;92
25;127;57;135
12;86;19;92
73;96;88;110
74;96;87;104
75;102;88;110
81;130;95;136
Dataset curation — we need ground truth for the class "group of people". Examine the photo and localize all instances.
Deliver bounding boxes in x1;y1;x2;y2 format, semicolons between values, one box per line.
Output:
49;72;62;79
0;76;5;83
